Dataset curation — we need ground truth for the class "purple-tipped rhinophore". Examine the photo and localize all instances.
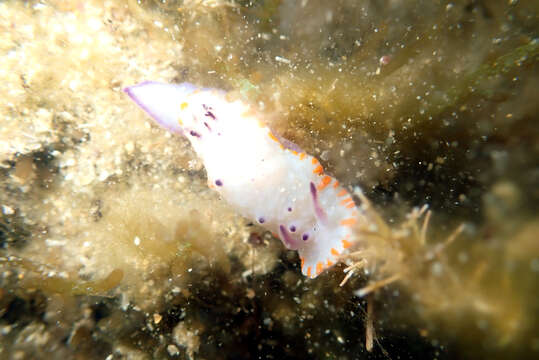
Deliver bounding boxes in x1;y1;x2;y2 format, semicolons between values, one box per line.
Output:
124;81;197;134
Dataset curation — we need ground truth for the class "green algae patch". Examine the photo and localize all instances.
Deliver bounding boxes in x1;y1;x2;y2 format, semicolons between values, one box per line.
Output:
0;1;538;359
0;256;123;296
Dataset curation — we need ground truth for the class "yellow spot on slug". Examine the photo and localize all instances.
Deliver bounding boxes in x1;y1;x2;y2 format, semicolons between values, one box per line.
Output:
178;118;183;126
346;202;356;209
340;197;353;205
327;259;334;266
331;248;340;256
268;132;280;144
337;189;348;197
316;262;323;275
299;153;306;160
313;165;323;175
340;218;357;226
300;257;305;270
342;239;352;248
180;102;188;110
317;176;332;190
333;181;339;188
311;158;319;165
307;266;312;277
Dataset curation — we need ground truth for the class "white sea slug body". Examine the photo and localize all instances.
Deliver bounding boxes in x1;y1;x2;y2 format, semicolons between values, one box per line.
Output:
124;81;360;278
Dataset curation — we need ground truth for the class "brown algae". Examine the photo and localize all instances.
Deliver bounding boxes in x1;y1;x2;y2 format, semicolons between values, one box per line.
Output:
0;0;537;359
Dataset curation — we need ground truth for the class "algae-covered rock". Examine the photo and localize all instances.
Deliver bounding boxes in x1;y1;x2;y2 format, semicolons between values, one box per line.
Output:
0;0;537;359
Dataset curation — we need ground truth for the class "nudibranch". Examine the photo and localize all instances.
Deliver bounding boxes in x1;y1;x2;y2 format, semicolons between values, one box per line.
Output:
124;81;361;278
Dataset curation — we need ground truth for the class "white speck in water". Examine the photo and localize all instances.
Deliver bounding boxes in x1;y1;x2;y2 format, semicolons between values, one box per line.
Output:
275;56;291;64
431;262;443;276
45;239;66;247
124;142;134;153
134;236;141;246
2;205;14;215
320;150;330;161
98;171;109;182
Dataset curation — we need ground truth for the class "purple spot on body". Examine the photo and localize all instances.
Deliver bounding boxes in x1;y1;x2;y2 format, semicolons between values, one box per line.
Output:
287;207;292;212
215;179;223;186
289;225;296;232
302;233;309;241
258;217;265;224
202;104;216;119
204;122;212;131
189;130;201;138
